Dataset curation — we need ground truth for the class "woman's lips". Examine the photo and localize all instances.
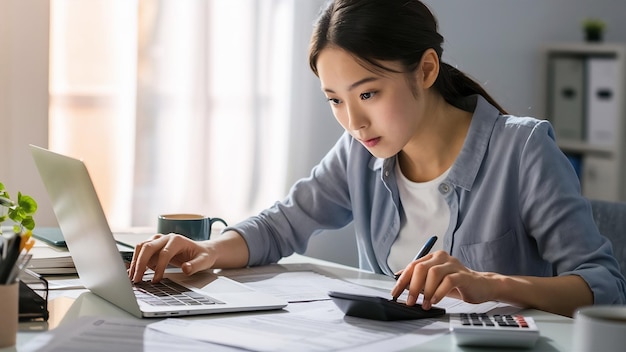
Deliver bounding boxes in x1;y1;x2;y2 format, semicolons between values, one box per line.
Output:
362;137;380;148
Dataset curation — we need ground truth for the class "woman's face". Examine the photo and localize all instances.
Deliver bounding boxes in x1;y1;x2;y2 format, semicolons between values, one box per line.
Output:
316;47;427;159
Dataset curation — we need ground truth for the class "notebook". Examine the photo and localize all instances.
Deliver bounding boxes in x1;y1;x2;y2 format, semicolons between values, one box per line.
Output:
30;145;288;318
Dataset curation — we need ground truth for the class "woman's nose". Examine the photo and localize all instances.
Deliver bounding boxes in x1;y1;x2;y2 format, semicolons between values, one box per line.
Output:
346;105;368;131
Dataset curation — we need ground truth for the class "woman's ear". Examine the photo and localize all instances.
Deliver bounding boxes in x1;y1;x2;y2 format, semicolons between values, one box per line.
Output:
417;48;439;89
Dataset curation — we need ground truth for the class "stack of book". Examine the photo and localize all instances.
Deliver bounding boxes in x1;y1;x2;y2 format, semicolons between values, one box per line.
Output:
27;236;75;275
27;227;150;275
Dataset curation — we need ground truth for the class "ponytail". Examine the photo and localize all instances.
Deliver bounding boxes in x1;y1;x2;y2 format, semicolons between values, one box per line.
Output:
436;63;508;114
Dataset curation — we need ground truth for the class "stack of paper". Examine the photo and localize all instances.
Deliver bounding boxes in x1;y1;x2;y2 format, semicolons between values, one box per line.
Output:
26;238;76;275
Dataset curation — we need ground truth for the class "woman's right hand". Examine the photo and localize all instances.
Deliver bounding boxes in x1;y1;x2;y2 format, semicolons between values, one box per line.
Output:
128;233;216;283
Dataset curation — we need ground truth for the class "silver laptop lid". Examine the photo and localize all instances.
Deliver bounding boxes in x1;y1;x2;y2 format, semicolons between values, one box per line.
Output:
31;145;143;317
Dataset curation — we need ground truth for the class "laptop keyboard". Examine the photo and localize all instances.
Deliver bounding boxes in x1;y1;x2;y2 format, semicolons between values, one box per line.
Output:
133;279;224;306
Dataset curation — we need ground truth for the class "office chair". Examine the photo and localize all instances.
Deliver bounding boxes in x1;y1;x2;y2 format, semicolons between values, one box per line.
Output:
589;199;626;276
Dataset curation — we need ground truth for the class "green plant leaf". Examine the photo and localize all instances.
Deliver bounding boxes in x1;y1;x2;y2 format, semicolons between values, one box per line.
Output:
9;207;25;222
582;18;606;30
21;216;35;231
0;184;38;232
17;193;37;214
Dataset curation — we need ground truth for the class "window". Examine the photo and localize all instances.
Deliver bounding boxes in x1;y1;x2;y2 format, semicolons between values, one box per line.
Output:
49;0;294;228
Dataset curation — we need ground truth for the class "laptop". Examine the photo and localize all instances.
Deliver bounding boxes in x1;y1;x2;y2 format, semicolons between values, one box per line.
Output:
30;145;288;318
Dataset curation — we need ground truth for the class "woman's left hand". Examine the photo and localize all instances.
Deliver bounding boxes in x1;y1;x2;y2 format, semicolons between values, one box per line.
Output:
391;250;498;309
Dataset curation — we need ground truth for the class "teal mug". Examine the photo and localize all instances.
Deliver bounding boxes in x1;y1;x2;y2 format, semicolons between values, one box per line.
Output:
157;214;227;241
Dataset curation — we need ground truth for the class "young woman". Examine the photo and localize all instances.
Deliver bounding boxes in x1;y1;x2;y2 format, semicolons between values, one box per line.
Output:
129;0;626;317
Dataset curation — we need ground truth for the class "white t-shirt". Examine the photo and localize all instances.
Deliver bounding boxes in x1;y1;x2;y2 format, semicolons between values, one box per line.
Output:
387;161;450;273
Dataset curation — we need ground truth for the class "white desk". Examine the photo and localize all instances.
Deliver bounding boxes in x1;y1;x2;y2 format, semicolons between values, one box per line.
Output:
10;254;574;351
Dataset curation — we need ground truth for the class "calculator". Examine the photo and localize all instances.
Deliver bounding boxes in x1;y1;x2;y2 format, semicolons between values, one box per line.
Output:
449;313;540;348
328;291;446;321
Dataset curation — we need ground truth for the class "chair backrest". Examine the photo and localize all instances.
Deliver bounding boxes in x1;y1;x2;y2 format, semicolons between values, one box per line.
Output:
589;199;626;276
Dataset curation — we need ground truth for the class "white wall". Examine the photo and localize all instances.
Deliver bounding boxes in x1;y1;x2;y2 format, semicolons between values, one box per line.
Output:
285;0;357;266
0;0;54;227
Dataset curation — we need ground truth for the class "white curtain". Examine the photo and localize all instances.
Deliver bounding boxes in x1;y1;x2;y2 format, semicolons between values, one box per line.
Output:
49;0;138;226
50;0;296;228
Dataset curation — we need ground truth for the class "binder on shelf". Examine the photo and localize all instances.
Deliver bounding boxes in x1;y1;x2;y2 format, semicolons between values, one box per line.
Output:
585;56;619;146
545;44;626;203
548;56;585;141
582;155;619;201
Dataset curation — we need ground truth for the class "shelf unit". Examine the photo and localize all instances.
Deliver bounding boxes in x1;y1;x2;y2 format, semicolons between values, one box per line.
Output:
544;43;626;201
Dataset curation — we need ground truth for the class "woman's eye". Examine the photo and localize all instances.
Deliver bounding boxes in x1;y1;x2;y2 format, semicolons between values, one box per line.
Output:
327;97;341;105
360;92;376;100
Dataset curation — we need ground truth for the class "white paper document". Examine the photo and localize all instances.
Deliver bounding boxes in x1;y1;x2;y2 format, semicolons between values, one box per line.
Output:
148;301;449;352
146;295;518;352
220;265;520;315
435;296;520;315
22;264;520;352
20;316;241;352
225;270;389;302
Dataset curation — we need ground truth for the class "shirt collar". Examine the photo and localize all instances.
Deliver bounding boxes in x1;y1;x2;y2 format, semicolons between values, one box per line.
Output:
371;157;386;171
448;95;500;191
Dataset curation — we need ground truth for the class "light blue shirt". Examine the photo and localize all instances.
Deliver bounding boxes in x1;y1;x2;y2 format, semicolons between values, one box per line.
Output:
228;95;626;305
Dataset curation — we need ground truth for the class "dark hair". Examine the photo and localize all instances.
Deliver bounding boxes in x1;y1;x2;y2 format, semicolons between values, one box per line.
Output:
308;0;507;114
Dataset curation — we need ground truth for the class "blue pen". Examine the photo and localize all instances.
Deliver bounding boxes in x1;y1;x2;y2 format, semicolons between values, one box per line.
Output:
394;235;438;280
